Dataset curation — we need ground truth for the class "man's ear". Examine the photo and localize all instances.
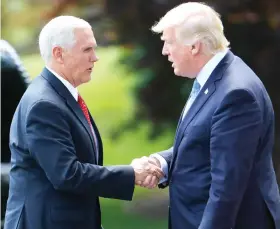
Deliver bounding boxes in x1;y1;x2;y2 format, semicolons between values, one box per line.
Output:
191;42;201;55
52;46;64;64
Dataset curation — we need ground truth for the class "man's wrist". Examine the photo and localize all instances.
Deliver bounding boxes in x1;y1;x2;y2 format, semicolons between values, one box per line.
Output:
149;156;161;167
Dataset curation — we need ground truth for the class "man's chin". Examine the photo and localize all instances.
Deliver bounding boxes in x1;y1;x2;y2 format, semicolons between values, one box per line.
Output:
80;75;92;85
174;68;182;77
174;69;191;78
86;73;92;80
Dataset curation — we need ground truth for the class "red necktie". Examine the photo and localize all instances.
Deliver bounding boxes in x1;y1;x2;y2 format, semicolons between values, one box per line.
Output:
78;94;99;156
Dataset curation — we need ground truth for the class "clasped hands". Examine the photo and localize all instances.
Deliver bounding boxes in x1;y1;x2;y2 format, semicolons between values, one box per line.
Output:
130;156;164;189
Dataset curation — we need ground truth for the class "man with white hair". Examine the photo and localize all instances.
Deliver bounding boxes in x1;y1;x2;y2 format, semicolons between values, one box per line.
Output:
133;2;280;229
4;16;163;229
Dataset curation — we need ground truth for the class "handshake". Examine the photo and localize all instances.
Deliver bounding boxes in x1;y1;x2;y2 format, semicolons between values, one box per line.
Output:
130;156;164;189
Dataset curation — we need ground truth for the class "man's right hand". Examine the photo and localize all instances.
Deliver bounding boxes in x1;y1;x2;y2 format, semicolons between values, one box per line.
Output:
130;156;164;188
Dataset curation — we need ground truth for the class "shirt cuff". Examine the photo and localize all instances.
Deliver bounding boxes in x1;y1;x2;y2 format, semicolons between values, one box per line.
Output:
150;154;168;184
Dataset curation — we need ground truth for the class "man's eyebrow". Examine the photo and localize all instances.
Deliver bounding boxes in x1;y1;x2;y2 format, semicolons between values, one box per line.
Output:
83;44;97;50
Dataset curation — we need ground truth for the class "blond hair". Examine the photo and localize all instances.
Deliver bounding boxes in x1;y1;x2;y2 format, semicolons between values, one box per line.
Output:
151;2;230;55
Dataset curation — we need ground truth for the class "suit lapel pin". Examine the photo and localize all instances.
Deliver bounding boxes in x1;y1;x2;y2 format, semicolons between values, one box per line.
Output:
204;88;208;94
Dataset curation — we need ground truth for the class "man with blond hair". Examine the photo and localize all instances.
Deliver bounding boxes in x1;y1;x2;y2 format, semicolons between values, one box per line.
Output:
4;16;163;229
132;2;280;229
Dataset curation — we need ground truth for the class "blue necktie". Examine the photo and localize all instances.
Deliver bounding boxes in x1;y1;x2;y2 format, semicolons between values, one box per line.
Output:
182;79;201;118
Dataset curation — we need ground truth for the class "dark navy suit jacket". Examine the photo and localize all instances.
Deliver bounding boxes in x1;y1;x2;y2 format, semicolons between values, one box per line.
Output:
4;68;135;229
159;51;280;229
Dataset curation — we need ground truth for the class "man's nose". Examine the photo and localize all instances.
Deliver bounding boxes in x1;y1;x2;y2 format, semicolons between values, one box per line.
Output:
162;50;168;56
91;54;99;62
162;44;168;56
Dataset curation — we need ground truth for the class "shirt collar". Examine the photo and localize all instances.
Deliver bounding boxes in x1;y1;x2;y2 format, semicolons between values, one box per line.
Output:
46;66;78;101
196;49;228;88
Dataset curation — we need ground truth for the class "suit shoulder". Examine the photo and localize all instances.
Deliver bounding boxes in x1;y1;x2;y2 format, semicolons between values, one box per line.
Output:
220;57;266;98
17;75;65;118
22;75;62;107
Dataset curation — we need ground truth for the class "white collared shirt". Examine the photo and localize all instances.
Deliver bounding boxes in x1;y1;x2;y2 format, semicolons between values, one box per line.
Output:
196;49;228;90
46;66;79;101
182;49;228;118
153;49;229;183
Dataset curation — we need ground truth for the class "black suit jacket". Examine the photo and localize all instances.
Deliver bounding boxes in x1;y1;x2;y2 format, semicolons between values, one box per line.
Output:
4;68;135;229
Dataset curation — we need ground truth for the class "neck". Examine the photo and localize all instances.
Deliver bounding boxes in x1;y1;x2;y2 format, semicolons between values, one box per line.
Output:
48;63;77;87
195;53;214;76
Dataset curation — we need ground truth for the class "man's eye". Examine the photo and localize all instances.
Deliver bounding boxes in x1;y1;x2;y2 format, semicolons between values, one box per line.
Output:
84;48;92;52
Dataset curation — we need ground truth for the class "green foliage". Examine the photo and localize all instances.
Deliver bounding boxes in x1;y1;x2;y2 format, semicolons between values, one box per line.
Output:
101;199;167;229
1;0;51;46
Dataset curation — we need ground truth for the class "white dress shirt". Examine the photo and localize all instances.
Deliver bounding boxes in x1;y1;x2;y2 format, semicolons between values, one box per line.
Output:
46;66;78;101
152;49;229;183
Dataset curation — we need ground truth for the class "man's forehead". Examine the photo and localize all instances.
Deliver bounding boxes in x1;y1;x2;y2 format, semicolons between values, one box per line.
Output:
89;36;97;47
75;28;94;38
160;28;174;40
92;41;98;48
80;39;97;48
91;32;97;47
161;31;168;40
75;28;97;46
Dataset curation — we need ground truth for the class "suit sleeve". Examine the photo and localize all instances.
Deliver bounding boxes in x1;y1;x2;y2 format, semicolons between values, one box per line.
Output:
199;89;262;229
154;146;173;188
26;100;135;200
158;146;174;168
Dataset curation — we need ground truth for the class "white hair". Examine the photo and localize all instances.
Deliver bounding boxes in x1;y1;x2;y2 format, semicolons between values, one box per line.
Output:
151;2;230;55
39;16;91;64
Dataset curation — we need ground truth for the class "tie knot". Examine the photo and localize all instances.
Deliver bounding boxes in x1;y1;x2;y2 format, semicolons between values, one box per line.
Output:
78;94;88;110
78;94;84;103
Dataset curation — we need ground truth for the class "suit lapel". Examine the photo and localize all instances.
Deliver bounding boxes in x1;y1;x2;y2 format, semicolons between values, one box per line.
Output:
41;68;97;163
89;114;103;165
174;82;216;149
65;98;96;152
169;51;235;175
173;103;187;147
